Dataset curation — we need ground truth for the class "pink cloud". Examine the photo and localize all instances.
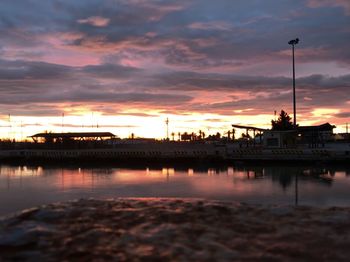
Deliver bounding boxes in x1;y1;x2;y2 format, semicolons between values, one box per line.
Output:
188;21;233;31
145;32;157;38
308;0;350;15
35;33;102;66
77;16;110;27
276;47;328;59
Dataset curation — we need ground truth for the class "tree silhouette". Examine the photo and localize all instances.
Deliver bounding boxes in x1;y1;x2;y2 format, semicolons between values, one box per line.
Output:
271;110;294;130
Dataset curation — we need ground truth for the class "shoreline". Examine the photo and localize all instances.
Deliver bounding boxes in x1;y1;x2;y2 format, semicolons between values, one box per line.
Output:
1;198;350;261
1;157;350;167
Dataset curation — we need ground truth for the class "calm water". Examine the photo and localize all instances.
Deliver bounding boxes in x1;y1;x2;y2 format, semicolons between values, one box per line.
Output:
1;164;350;216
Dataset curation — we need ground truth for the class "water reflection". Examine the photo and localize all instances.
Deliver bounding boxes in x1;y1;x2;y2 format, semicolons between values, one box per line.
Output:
0;165;347;190
232;165;336;187
0;165;43;178
0;164;350;215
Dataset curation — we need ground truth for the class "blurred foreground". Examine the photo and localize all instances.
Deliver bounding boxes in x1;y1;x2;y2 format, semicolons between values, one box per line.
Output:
0;198;349;261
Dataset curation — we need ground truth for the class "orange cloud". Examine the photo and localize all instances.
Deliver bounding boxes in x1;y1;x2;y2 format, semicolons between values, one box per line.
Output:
77;16;110;27
188;21;233;31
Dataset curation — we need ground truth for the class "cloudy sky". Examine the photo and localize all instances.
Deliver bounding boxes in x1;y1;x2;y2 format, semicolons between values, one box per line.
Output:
0;0;349;139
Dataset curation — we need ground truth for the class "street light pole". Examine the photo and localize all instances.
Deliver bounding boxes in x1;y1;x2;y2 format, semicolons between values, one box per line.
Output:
165;117;169;140
288;38;299;128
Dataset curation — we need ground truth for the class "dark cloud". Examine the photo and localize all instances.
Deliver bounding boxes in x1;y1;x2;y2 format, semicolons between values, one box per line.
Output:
335;112;350;118
0;88;192;105
2;0;346;68
151;72;350;116
0;60;72;80
0;55;349;116
298;74;350;88
149;71;290;91
0;104;63;116
63;91;192;105
82;63;142;78
148;71;350;92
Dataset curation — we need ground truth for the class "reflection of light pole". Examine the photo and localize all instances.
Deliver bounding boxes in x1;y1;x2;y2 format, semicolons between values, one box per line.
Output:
288;38;299;128
295;174;298;206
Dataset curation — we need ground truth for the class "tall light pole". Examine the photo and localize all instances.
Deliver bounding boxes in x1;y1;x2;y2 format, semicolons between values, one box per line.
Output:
288;38;299;128
165;117;169;140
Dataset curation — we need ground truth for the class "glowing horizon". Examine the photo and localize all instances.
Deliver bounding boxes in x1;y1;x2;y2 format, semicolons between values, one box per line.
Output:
1;111;348;141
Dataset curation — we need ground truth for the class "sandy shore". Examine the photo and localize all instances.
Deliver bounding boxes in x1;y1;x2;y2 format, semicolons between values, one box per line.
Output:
0;198;350;261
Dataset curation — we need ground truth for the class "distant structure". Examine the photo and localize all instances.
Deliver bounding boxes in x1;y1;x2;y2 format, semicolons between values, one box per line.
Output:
263;123;335;148
232;124;266;143
2;122;350;162
180;132;192;141
297;123;335;146
30;132;115;143
231;122;336;149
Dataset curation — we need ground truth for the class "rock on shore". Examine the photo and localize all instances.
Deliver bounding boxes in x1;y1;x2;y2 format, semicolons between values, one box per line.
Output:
0;198;350;261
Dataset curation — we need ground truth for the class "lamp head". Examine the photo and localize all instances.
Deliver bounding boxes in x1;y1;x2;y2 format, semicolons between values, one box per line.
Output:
288;38;300;45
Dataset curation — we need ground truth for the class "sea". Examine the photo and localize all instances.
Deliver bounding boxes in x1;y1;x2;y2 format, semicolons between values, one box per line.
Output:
0;163;350;216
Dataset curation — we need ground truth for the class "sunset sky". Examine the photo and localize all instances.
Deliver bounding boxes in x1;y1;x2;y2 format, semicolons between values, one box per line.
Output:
0;0;349;140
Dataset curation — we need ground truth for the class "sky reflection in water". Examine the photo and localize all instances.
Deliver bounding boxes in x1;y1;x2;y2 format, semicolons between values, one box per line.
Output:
0;164;350;215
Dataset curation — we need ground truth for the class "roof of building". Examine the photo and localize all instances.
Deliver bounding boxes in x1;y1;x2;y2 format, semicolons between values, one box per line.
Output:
30;132;116;139
231;124;267;132
232;123;336;133
297;123;336;132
